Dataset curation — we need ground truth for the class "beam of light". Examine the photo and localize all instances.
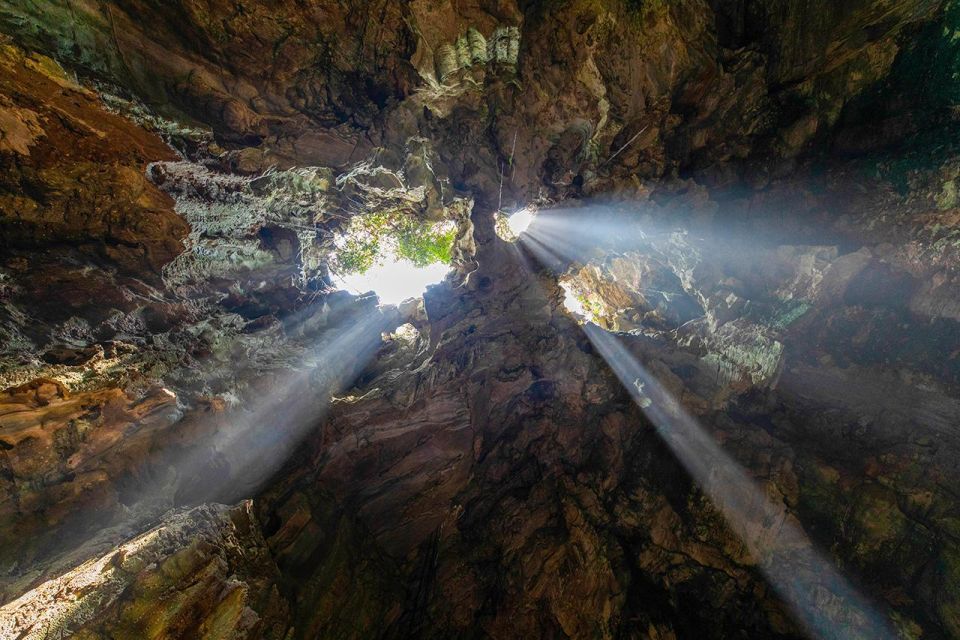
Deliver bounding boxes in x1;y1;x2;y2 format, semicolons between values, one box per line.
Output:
514;207;899;636
513;226;571;274
0;302;394;605
526;208;639;257
182;306;392;500
527;224;591;261
583;323;898;640
336;251;450;305
513;208;622;271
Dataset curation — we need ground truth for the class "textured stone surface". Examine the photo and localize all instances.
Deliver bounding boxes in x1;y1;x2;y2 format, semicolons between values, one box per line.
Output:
0;502;290;640
0;44;187;275
0;378;180;600
0;0;943;193
0;1;959;639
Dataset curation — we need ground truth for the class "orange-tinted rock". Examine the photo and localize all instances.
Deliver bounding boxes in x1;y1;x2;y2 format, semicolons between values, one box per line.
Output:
0;378;179;599
0;501;290;640
0;2;958;639
0;46;187;275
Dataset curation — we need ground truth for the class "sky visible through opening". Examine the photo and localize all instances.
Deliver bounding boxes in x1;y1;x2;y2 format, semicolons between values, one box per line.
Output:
336;251;450;305
335;210;537;305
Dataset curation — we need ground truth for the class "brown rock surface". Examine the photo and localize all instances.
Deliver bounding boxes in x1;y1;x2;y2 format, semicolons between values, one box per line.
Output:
0;44;187;275
0;378;179;600
0;501;290;640
0;1;959;639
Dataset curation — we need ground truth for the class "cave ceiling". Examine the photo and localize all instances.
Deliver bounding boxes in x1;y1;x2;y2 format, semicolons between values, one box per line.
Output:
1;1;960;639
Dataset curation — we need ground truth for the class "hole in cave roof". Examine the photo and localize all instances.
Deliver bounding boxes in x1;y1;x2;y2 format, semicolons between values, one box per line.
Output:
330;210;457;305
495;207;536;242
336;256;451;305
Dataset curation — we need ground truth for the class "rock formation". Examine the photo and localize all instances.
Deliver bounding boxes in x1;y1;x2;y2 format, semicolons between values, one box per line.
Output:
1;1;960;638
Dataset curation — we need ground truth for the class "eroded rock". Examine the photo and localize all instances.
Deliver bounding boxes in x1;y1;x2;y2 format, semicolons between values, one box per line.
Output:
0;1;959;639
0;501;289;640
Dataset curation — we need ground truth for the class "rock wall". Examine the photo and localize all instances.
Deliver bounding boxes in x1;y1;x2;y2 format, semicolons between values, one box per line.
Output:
0;0;944;192
1;502;290;640
1;1;960;639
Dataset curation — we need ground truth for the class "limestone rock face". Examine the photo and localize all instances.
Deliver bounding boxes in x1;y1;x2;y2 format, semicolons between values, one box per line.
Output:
0;378;179;600
1;1;960;639
0;44;187;275
0;0;944;195
251;180;960;638
0;502;290;640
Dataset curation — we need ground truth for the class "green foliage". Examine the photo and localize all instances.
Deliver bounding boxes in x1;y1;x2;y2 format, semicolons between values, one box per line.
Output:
577;293;606;319
337;235;382;274
333;210;456;275
396;221;457;267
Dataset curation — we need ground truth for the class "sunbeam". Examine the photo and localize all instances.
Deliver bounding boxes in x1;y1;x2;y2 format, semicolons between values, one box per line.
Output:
176;304;393;500
584;324;897;640
511;202;909;638
583;325;898;640
4;3;960;636
2;300;395;604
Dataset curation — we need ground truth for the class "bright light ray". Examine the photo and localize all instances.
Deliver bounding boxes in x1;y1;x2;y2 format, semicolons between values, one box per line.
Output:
532;209;634;253
505;237;541;281
513;206;900;636
519;231;559;261
583;324;897;640
337;252;450;305
515;229;569;273
190;308;390;499
4;302;393;602
528;225;597;263
514;208;625;271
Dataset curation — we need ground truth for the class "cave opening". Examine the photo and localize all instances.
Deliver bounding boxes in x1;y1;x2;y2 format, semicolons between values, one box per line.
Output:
334;253;452;305
495;207;537;242
329;210;458;304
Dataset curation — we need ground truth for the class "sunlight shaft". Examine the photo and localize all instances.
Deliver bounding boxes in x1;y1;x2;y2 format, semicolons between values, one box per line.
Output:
583;324;897;640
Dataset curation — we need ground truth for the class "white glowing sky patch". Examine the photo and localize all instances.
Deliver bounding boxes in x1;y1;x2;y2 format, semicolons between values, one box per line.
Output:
560;283;589;318
507;207;535;236
336;255;449;305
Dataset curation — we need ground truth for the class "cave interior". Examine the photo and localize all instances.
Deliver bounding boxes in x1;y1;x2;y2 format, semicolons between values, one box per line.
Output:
1;1;960;639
